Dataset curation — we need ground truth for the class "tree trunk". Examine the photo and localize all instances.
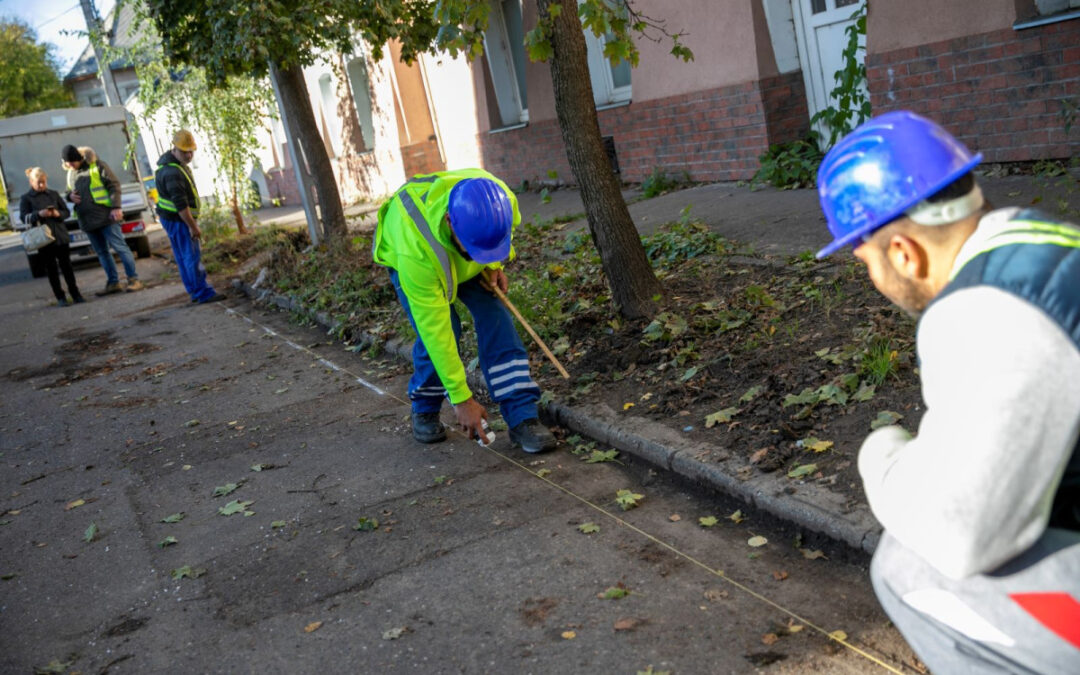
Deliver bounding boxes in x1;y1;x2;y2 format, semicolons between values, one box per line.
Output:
230;189;247;234
272;60;348;239
537;0;661;319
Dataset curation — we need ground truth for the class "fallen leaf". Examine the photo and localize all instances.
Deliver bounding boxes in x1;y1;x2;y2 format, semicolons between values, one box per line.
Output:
787;620;804;633
158;536;178;548
578;522;600;534
668;514;681;522
382;626;410;640
170;565;206;580
353;517;379;531
33;659;72;674
304;621;323;633
728;510;745;524
585;449;619;464
561;630;576;640
705;407;740;428
747;535;768;547
183;419;200;428
698;516;719;527
84;522;98;543
274;388;289;394
800;549;828;560
613;617;641;631
761;632;779;645
703;589;728;602
161;512;185;523
212;483;239;498
772;570;789;581
749;448;770;464
615;489;643;511
829;630;848;641
65;499;85;511
271;521;287;529
218;500;254;516
599;585;629;600
536;469;552;478
182;464;192;471
7;510;21;516
739;385;764;403
871;410;904;430
622;402;635;410
2;572;18;581
787;463;817;479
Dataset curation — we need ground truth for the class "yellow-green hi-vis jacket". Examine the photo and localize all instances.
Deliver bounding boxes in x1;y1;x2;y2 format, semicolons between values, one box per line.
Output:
373;168;519;404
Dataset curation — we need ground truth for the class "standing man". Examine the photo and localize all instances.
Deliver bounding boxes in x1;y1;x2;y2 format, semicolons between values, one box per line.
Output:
373;169;557;453
154;130;223;304
62;145;142;295
816;111;1080;673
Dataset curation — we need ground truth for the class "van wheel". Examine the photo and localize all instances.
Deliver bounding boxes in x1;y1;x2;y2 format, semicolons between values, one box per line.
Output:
134;236;152;259
27;254;47;278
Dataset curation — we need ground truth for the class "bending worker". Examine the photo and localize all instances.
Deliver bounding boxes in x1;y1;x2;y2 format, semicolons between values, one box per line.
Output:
373;169;557;454
155;130;223;304
816;110;1079;673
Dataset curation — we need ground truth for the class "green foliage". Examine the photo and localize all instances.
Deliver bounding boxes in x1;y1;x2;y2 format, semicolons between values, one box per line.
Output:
810;3;870;148
751;139;824;190
860;337;900;386
643;216;729;266
640;167;688;198
0;18;75;117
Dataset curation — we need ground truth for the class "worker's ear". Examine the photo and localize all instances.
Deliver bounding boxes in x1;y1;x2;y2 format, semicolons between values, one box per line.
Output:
886;233;928;280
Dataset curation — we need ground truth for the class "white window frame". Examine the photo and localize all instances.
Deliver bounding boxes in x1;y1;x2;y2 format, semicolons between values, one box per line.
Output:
318;73;344;158
484;0;529;128
583;30;632;108
345;55;376;152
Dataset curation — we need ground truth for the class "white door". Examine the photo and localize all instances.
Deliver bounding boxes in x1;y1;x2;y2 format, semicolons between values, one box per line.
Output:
791;0;868;137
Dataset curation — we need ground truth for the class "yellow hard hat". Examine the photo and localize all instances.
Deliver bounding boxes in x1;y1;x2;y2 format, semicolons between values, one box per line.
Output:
172;129;197;152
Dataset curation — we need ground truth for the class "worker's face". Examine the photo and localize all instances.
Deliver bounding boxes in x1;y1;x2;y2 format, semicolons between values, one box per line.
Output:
30;175;47;192
175;147;195;164
446;215;473;261
853;234;934;317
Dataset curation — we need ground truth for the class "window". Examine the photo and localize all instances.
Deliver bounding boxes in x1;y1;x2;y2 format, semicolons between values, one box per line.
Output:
583;22;632;107
121;84;139;102
318;73;344;157
483;0;529;128
1035;0;1080;14
345;57;375;151
87;92;105;107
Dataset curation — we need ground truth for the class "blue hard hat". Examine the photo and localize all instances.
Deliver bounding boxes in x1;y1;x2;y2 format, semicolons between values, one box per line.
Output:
816;111;982;258
448;178;513;264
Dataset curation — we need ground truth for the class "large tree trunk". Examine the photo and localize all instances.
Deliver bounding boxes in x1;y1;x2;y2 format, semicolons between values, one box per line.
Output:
272;60;348;239
538;0;661;319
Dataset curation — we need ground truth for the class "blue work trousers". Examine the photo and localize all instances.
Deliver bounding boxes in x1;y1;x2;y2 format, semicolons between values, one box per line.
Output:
85;223;138;284
389;269;540;429
161;216;216;302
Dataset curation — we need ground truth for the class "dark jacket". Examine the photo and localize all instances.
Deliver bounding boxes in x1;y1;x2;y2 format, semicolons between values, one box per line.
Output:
154;150;199;220
65;159;122;233
19;187;72;246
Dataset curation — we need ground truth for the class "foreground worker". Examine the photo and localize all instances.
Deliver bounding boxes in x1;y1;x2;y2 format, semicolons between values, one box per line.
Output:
373;169;557;453
817;111;1080;673
155;130;223;304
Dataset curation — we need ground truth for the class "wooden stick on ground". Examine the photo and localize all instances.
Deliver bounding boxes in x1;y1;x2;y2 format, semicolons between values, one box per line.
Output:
490;286;571;379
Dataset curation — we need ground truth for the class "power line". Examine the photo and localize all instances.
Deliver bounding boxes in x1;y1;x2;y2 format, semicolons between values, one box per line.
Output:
32;3;82;31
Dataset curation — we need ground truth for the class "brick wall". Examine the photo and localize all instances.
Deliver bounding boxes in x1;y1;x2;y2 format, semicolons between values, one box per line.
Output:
264;168;300;207
477;70;810;186
867;20;1080;162
401;139;445;178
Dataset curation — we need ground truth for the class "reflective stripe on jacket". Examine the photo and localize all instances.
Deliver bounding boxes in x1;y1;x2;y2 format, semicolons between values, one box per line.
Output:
372;168;519;404
155;160;200;218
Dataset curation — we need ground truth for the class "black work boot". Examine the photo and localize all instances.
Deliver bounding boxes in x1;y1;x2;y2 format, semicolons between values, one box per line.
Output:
411;412;446;443
509;419;557;454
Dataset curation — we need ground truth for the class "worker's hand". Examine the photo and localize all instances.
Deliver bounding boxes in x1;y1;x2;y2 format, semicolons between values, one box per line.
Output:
453;397;489;442
110;208;123;222
70;192;82;205
479;268;508;295
189;224;202;241
38;208;53;219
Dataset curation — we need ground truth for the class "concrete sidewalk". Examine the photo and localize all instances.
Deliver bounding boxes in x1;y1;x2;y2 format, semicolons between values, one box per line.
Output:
236;173;1077;553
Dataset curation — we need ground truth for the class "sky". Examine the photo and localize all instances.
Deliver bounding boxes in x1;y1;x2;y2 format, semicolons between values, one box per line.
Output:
2;0;117;74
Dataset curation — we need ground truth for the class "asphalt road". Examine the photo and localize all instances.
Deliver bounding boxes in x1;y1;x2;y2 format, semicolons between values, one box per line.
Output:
0;232;917;674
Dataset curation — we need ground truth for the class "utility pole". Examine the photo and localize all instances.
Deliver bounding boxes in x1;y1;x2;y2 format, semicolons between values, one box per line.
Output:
78;0;123;106
268;61;321;246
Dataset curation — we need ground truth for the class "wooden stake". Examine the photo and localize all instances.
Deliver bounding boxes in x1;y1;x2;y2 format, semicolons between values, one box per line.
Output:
491;286;571;379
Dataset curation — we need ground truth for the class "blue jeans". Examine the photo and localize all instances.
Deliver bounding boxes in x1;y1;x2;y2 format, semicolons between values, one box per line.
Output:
85;223;137;284
389;269;541;429
161;216;216;302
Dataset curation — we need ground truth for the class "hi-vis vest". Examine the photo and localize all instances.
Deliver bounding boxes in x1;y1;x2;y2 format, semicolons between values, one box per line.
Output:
933;209;1080;531
67;162;111;207
156;163;200;217
372;169;519;403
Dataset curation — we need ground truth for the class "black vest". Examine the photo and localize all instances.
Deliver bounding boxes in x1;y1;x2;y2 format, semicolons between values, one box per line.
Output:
933;209;1080;530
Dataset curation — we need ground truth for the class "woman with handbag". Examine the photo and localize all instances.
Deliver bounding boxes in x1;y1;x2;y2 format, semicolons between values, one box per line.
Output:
19;167;85;306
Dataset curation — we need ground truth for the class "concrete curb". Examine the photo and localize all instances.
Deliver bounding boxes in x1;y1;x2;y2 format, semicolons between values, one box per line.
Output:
232;278;882;554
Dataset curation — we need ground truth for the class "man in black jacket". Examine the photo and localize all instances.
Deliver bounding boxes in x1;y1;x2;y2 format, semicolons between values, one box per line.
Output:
154;130;222;304
61;144;142;296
